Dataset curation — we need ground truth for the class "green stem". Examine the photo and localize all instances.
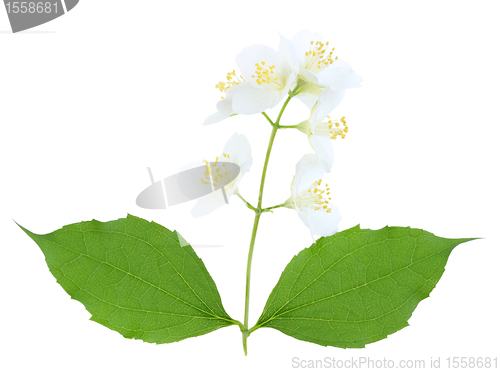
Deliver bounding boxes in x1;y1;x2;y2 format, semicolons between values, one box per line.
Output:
239;193;284;214
261;203;285;213
242;126;277;355
262;112;274;126
278;124;300;129
276;95;293;125
237;193;257;212
242;95;293;355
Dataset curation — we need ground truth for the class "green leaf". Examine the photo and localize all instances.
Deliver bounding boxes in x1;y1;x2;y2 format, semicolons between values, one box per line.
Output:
18;214;238;344
253;225;475;348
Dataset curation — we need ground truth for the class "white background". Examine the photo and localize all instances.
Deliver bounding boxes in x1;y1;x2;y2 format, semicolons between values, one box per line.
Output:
1;1;499;371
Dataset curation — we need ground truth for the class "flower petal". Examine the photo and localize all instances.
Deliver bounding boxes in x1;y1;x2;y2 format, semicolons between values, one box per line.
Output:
299;68;323;87
203;101;232;126
191;190;228;218
297;93;320;110
203;82;245;126
232;84;285;114
308;101;320;130
222;133;253;173
316;88;345;117
292;30;325;65
292;153;324;198
319;60;363;90
309;135;334;172
277;33;299;81
294;69;325;99
236;44;279;84
190;134;251;217
297;204;341;237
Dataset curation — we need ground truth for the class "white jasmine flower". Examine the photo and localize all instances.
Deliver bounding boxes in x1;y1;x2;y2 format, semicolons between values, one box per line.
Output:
231;35;298;114
284;154;341;237
291;30;362;112
203;71;247;125
296;91;349;172
204;36;298;125
192;133;253;217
